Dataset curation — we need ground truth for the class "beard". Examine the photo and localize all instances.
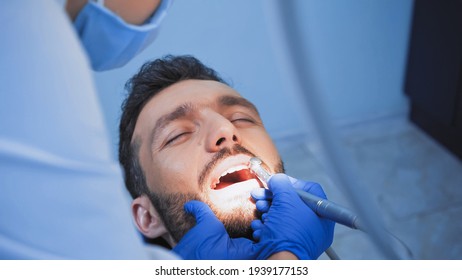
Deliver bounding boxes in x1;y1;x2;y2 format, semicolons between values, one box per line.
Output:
148;144;285;243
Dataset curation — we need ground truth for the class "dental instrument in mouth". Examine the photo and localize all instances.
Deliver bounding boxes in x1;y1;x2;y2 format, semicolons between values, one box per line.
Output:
249;157;364;231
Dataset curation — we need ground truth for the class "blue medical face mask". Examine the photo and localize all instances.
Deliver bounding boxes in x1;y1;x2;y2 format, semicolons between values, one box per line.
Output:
73;0;168;71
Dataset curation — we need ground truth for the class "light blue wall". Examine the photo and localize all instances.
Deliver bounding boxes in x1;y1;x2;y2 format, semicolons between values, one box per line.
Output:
93;0;414;157
293;0;413;125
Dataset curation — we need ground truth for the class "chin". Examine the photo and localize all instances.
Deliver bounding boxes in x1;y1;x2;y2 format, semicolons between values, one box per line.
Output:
206;181;260;238
216;202;257;239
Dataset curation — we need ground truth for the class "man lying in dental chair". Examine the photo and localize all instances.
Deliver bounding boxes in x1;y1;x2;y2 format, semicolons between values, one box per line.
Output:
118;54;335;259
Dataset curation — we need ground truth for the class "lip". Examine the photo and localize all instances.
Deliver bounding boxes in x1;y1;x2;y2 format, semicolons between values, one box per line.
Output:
209;154;255;190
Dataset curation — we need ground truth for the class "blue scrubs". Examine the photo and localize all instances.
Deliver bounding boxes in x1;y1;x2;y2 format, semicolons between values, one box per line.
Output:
0;0;176;259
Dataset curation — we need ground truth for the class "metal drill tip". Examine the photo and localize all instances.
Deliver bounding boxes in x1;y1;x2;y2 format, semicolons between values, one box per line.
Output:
248;157;271;184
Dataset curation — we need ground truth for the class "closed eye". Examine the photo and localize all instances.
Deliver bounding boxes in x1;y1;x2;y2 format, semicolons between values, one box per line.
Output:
228;110;260;125
165;132;190;146
231;118;255;123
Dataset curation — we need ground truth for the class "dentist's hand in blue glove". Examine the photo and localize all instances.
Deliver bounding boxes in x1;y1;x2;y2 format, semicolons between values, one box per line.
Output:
172;200;257;260
251;174;335;260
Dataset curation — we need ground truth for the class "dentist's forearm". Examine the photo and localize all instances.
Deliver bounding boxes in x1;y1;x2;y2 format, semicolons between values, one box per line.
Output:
66;0;162;25
268;251;298;260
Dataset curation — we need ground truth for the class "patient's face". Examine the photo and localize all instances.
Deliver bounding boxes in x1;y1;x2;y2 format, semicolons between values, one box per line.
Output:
133;79;283;242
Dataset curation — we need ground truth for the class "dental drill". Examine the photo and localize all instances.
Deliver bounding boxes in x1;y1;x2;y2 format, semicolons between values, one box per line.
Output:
249;157;413;259
249;157;364;231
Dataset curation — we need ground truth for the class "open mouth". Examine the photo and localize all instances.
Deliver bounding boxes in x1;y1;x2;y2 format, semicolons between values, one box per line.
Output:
211;165;261;190
207;156;265;213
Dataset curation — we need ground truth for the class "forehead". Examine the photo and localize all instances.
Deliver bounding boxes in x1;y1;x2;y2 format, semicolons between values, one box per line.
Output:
133;79;243;139
147;79;240;115
167;79;236;96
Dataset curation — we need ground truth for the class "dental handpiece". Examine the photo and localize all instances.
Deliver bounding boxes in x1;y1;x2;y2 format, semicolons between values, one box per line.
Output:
249;157;363;231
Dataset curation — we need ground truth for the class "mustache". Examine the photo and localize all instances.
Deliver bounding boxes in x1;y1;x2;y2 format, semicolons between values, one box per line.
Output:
198;144;257;190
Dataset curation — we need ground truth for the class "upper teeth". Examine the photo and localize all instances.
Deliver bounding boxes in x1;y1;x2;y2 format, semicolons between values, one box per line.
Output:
220;165;247;178
213;165;248;188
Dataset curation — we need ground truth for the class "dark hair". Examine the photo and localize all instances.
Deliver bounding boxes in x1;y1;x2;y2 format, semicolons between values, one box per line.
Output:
119;55;226;198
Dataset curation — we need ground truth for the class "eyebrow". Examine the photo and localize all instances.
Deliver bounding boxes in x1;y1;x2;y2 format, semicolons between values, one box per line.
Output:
150;95;260;148
217;95;260;115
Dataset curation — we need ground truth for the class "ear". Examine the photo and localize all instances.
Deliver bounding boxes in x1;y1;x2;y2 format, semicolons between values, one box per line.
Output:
132;195;167;239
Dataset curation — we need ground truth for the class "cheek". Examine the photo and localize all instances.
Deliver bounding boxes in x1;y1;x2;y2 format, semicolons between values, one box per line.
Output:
150;144;204;194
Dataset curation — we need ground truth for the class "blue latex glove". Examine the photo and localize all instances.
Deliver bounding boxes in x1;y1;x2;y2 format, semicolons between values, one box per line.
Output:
172;200;257;260
251;174;335;260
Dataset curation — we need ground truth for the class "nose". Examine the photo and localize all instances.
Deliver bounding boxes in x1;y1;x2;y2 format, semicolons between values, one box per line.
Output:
205;115;241;152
